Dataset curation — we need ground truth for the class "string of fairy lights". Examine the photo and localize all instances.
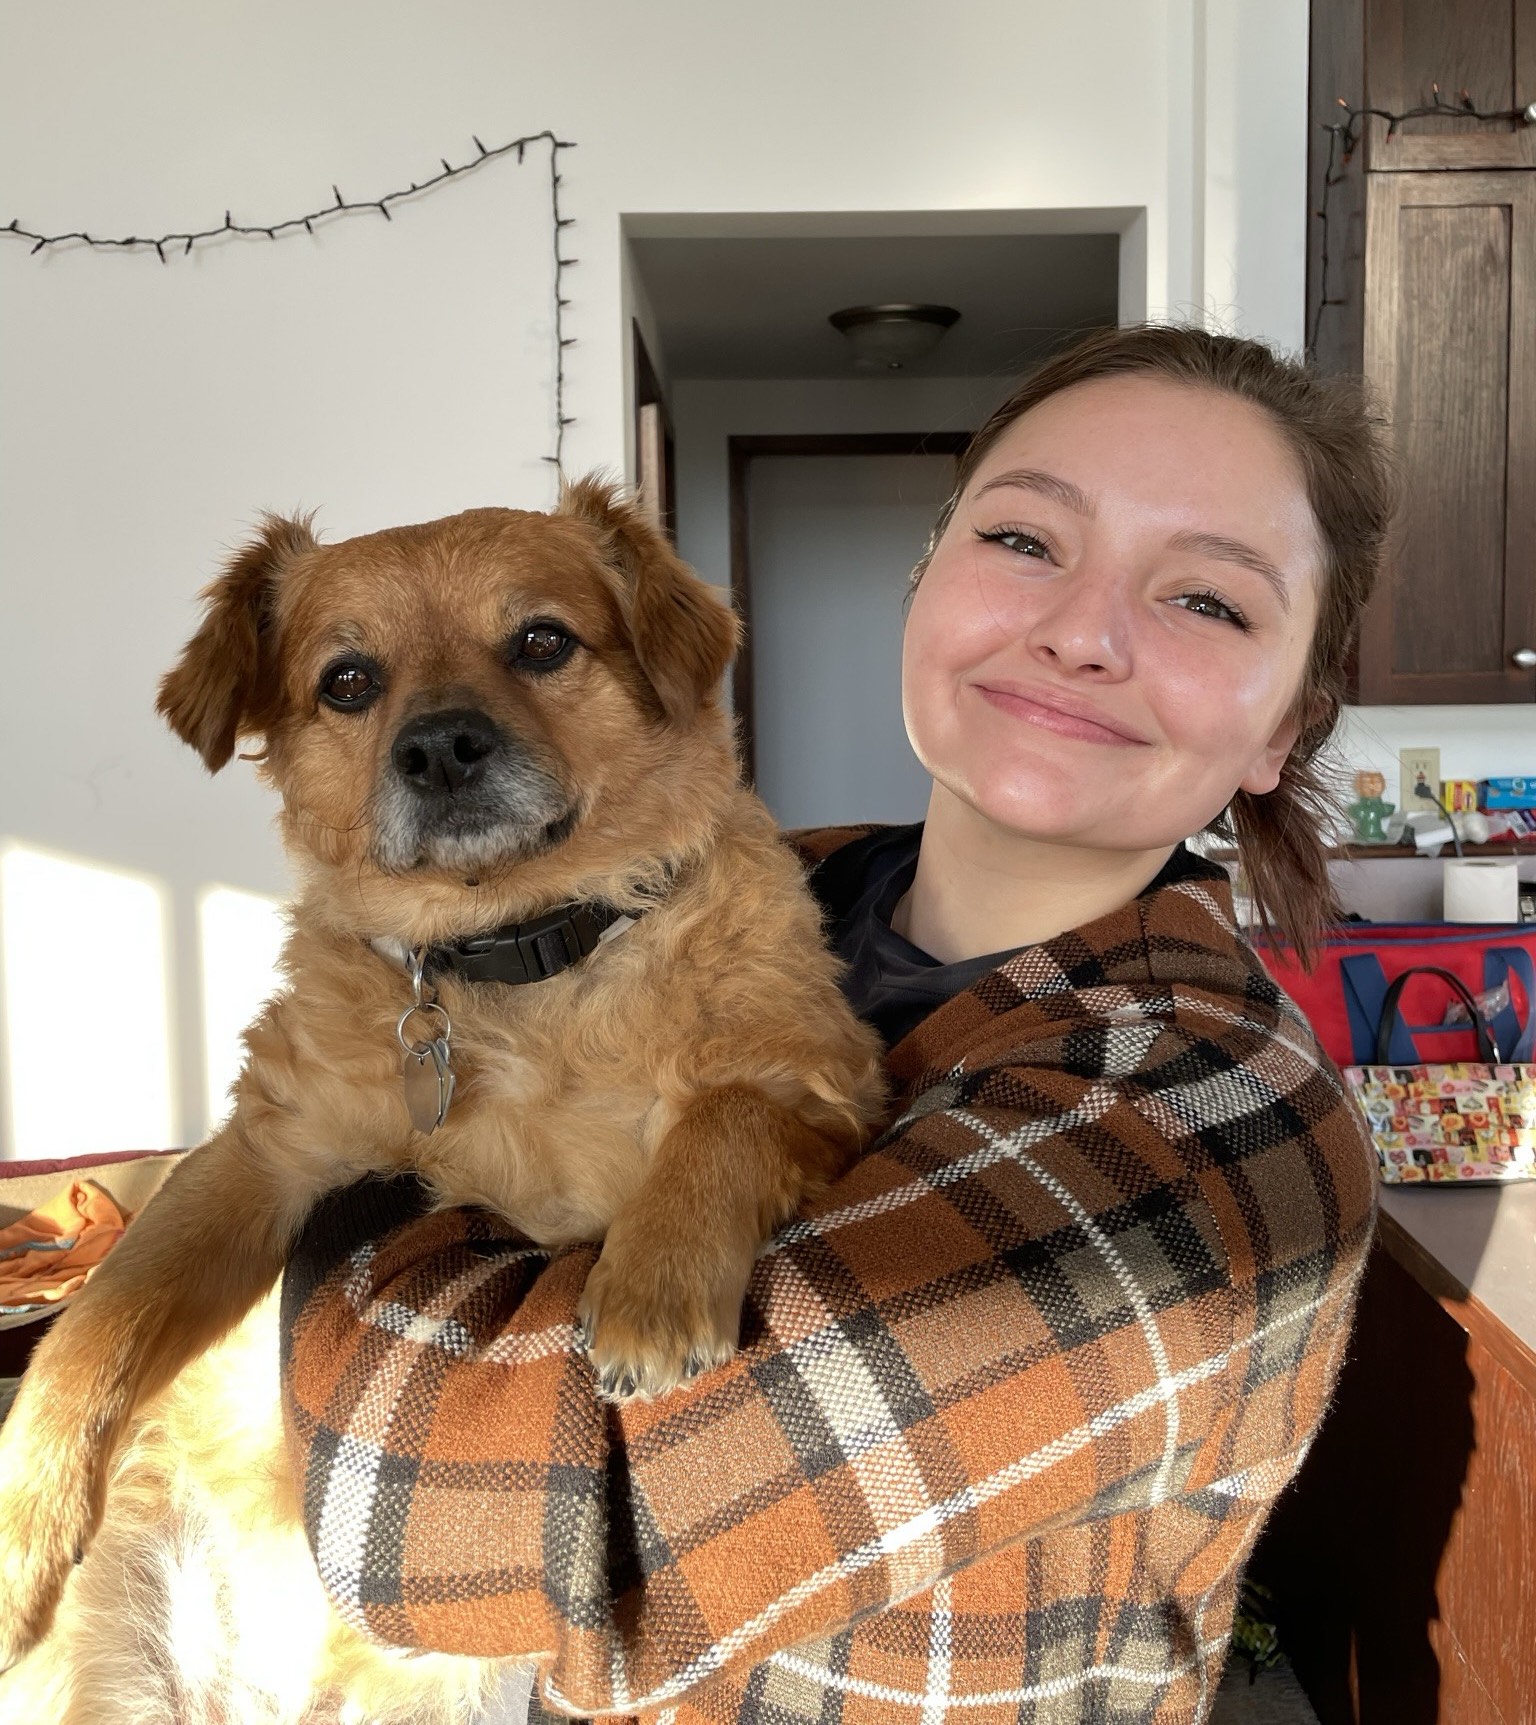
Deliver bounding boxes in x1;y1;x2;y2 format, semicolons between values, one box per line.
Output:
3;128;580;470
1309;86;1534;360
8;92;1531;403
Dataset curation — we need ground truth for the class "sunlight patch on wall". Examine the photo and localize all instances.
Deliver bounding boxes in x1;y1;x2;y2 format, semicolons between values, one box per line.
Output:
1;844;175;1160
199;886;287;1131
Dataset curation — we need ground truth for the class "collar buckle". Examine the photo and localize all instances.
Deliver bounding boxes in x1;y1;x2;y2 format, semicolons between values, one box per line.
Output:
428;901;616;987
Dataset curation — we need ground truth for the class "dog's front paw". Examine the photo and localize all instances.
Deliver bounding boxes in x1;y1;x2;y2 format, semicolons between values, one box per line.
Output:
0;1408;102;1669
576;1232;748;1403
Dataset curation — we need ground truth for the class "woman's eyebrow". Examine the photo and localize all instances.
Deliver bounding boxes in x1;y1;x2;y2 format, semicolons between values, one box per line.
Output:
974;468;1096;517
1168;529;1292;612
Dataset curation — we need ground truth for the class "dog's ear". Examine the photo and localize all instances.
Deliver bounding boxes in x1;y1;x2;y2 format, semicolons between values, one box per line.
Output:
560;476;739;725
156;513;317;772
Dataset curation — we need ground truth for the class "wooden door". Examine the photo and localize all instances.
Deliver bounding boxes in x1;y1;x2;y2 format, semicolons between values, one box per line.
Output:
726;433;969;788
1358;170;1536;702
1364;0;1536;170
740;450;953;827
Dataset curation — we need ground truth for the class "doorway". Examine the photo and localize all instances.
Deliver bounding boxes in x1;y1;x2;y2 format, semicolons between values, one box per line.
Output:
625;215;1123;827
728;433;967;827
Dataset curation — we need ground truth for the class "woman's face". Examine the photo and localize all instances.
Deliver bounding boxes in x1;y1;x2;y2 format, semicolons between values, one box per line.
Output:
902;374;1323;852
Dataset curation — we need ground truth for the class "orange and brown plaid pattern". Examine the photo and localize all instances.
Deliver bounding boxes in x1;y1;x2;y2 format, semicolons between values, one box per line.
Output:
281;830;1377;1724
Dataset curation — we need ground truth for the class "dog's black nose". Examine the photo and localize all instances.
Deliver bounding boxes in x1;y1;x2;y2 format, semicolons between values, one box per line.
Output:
391;708;502;794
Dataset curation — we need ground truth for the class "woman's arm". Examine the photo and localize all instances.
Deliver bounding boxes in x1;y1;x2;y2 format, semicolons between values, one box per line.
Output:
280;1004;1376;1719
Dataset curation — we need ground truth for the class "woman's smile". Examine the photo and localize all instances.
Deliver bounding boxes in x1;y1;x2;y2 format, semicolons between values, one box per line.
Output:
970;679;1152;746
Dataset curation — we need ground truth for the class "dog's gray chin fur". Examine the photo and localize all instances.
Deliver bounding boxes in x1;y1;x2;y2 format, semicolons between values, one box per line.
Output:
418;816;576;873
370;760;576;876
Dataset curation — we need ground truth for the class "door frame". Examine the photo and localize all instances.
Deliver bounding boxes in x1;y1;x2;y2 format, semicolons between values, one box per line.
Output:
632;321;677;540
726;431;971;783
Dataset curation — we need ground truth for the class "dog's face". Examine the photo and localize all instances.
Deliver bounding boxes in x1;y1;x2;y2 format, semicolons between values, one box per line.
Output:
157;479;740;931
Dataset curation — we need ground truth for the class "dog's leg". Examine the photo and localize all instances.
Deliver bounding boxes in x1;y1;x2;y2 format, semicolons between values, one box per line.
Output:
0;1122;325;1670
576;1084;855;1400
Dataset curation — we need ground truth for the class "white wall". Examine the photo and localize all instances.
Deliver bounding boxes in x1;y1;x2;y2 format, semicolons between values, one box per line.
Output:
1337;706;1536;792
0;0;1314;1154
1179;0;1311;342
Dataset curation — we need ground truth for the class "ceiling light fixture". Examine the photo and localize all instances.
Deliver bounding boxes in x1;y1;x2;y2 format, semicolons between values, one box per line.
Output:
828;303;960;372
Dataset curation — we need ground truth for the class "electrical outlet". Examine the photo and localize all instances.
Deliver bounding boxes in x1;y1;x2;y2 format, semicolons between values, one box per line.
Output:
1399;747;1442;813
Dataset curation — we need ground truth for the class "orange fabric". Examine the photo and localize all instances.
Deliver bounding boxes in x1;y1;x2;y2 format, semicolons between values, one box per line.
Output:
0;1180;127;1309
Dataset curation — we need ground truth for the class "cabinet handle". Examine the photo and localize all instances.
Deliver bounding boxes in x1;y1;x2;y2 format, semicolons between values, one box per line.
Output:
1514;648;1536;669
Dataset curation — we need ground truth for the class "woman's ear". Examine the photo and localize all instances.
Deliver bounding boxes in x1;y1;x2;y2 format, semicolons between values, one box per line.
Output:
1238;698;1317;797
560;475;739;725
156;513;317;772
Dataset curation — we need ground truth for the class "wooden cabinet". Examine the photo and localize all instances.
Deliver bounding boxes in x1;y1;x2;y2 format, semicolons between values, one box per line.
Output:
1360;172;1536;702
1363;0;1536;169
1308;0;1536;704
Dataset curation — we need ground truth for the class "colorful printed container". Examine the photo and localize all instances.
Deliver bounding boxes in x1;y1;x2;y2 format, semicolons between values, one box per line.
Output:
1344;1063;1536;1183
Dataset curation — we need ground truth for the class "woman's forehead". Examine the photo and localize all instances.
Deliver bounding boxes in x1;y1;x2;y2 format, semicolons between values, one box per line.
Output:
972;375;1299;495
966;375;1322;568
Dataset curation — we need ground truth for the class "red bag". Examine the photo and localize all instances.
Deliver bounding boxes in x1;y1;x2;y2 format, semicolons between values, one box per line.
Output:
1258;922;1536;1068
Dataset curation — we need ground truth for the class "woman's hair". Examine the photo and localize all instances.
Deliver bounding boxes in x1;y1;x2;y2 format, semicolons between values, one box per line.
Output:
914;322;1398;964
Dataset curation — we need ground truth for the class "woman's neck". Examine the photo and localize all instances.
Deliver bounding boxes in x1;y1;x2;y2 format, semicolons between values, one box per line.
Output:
890;786;1178;964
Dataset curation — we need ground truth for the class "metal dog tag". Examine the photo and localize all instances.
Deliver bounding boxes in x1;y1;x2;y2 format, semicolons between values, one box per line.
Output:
396;948;456;1135
402;1037;455;1135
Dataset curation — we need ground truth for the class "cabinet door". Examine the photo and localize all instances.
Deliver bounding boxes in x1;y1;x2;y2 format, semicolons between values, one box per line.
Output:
1365;0;1536;170
1359;171;1536;703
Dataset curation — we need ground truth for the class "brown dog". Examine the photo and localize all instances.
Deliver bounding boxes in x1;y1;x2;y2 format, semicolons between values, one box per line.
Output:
0;480;886;1720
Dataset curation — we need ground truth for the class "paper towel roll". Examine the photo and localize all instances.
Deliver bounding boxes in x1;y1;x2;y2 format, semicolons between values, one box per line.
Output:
1442;858;1520;923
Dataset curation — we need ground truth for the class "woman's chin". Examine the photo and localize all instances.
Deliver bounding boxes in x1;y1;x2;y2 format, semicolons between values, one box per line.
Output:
926;754;1105;833
929;772;1099;844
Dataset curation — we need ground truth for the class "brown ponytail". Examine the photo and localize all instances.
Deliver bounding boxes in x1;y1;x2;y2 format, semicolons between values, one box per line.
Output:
913;324;1398;965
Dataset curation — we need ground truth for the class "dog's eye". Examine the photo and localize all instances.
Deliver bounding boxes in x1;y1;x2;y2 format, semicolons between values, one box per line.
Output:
510;623;574;671
319;661;381;710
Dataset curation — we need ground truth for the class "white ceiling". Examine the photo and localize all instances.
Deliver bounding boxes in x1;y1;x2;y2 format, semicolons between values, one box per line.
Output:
629;231;1120;381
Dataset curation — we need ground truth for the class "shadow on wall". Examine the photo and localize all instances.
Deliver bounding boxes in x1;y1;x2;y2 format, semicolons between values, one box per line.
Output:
0;842;284;1160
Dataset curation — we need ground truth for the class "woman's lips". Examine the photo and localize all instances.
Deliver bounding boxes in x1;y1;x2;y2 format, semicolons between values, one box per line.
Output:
973;684;1150;746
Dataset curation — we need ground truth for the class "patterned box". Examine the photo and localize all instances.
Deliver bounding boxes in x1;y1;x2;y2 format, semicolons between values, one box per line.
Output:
1344;1063;1536;1184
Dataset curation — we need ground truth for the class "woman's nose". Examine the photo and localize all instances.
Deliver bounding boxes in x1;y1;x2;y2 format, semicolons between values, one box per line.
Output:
1023;565;1132;677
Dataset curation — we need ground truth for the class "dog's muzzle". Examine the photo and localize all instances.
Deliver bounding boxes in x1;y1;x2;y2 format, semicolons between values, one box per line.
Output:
373;706;573;872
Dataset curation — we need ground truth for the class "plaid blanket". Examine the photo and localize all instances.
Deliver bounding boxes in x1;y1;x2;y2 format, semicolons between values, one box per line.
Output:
280;828;1376;1723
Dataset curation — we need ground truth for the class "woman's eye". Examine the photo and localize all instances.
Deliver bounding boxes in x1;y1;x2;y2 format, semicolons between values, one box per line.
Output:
319;662;380;709
1173;589;1251;630
510;622;575;669
978;527;1053;561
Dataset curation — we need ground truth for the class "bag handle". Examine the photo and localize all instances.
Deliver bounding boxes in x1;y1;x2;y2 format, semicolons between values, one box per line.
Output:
1339;953;1413;1064
1487;946;1536;1063
1375;966;1498;1065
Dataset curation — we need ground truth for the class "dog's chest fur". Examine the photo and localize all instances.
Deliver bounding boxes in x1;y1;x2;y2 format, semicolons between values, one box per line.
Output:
420;978;677;1248
282;924;695;1248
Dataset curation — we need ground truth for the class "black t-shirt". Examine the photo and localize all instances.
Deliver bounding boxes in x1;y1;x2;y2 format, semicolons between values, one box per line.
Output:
808;823;1206;1052
814;824;1026;1051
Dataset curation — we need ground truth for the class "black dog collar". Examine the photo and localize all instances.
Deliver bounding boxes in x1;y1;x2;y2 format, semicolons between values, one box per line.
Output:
370;894;650;992
423;899;636;987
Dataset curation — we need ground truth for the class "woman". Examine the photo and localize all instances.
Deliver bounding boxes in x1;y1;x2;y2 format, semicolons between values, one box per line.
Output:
282;324;1391;1724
